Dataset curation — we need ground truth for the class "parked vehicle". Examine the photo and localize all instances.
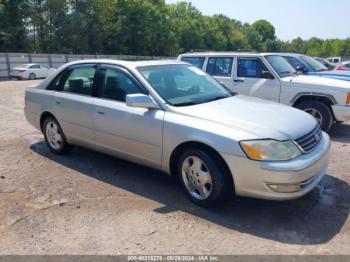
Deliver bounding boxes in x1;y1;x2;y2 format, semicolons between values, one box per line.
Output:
178;52;350;131
336;61;350;71
278;53;350;81
25;59;330;206
327;57;342;65
314;57;335;70
10;63;56;80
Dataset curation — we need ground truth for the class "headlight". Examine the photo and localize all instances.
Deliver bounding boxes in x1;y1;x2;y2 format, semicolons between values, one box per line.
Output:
240;139;302;161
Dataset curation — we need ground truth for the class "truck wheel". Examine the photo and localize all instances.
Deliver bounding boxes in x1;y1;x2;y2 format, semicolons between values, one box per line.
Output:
177;148;233;207
43;117;72;154
296;100;333;131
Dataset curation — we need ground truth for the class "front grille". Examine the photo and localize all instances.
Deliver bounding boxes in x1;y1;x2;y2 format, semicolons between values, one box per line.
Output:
294;125;322;153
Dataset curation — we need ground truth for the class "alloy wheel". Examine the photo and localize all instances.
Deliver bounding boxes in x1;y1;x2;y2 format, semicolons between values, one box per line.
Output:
181;155;213;200
45;121;63;150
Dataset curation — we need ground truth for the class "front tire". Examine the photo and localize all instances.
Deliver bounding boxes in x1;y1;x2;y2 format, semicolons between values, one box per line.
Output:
43;117;72;154
177;148;233;207
296;100;333;131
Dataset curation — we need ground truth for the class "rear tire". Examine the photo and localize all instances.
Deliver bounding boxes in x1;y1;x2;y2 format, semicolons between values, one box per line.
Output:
29;73;36;80
43;117;72;154
177;148;233;207
296;100;333;132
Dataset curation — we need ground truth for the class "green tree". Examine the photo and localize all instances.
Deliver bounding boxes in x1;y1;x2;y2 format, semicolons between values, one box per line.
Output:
0;0;29;52
251;19;276;43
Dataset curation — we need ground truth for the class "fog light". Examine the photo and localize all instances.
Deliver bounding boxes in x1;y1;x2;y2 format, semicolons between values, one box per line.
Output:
267;183;301;193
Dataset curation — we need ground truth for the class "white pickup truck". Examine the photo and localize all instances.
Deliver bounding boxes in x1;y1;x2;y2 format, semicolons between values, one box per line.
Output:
178;52;350;131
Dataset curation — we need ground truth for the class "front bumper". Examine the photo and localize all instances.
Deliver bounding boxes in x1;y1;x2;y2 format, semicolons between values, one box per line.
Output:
332;105;350;122
221;132;331;200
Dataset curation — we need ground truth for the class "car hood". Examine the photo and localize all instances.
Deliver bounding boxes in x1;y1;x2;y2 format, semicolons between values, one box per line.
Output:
311;70;350;81
171;95;317;140
285;75;350;89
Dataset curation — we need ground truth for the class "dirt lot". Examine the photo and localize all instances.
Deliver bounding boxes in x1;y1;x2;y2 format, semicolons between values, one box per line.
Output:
0;80;349;255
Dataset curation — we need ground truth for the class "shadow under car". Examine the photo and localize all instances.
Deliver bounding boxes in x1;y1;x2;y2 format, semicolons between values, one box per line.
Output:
30;140;350;246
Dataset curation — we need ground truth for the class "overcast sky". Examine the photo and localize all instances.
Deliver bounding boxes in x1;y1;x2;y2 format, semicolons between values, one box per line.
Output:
165;0;350;41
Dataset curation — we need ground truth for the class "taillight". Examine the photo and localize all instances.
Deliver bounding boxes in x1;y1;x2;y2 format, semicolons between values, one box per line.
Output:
336;66;346;71
19;69;26;73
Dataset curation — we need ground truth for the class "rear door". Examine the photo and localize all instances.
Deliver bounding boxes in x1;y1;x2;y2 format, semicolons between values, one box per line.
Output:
29;64;41;78
92;64;164;166
205;56;234;90
233;57;281;102
53;64;96;146
39;65;50;78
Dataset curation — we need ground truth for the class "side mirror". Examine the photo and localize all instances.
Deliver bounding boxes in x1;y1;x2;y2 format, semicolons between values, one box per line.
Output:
261;70;274;79
296;66;307;73
126;94;159;109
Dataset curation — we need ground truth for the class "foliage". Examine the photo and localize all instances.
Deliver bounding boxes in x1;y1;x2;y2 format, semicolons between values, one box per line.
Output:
0;0;349;58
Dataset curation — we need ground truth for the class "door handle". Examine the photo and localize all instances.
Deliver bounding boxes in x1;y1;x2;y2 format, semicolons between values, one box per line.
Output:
56;101;60;104
234;79;244;83
97;111;105;115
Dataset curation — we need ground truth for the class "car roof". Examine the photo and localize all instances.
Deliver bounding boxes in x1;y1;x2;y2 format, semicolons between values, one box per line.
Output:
261;52;303;57
179;52;263;57
179;52;309;58
61;59;184;69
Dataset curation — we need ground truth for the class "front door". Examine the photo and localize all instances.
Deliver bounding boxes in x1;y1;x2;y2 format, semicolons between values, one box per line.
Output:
233;57;281;102
92;64;164;167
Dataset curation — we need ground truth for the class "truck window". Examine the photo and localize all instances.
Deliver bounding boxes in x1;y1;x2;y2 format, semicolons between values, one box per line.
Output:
181;57;206;69
237;58;268;78
206;57;233;77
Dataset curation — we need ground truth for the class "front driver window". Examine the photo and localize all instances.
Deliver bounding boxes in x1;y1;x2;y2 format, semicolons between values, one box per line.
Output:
98;67;143;102
237;58;268;78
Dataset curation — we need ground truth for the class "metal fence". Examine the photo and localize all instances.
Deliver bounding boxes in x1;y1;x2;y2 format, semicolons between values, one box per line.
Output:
0;53;174;79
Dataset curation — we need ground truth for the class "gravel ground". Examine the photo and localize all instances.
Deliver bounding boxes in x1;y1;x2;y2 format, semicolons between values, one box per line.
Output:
0;80;349;255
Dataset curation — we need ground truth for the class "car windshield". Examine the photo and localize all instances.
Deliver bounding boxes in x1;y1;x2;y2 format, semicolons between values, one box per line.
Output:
264;55;297;77
138;64;233;107
300;55;328;72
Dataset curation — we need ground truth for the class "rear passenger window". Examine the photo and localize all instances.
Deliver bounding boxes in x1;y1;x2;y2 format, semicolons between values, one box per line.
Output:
47;74;63;91
98;67;143;102
237;58;268;78
181;57;206;69
206;57;233;77
62;66;96;96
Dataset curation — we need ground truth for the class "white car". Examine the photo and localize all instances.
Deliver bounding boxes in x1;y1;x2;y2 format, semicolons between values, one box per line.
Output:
10;63;56;80
178;52;350;131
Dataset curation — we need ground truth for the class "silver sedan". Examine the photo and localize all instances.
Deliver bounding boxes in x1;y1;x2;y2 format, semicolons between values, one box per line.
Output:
24;60;330;206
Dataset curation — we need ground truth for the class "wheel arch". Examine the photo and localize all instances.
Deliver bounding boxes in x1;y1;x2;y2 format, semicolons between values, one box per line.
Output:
169;141;235;190
40;111;57;132
292;93;336;107
291;93;336;118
